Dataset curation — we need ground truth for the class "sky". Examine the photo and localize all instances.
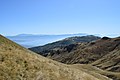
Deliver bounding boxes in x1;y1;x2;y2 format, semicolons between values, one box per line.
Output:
0;0;120;36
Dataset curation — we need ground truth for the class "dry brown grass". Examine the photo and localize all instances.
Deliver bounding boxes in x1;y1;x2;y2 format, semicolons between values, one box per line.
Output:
72;64;120;80
34;37;120;80
0;35;111;80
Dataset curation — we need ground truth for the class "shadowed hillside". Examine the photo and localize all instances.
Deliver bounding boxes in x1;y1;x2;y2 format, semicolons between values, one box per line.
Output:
29;35;100;56
0;34;111;80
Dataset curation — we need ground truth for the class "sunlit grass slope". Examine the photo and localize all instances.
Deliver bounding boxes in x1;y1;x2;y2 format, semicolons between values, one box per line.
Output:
0;35;111;80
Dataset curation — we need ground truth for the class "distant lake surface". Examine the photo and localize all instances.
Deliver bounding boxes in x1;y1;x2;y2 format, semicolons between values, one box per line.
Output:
7;34;87;48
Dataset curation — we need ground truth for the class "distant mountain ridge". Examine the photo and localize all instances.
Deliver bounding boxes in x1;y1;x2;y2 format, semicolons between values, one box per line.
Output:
14;34;35;36
7;33;88;37
6;33;89;48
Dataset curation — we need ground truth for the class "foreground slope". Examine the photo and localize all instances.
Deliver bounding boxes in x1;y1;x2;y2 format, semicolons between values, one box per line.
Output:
0;35;110;80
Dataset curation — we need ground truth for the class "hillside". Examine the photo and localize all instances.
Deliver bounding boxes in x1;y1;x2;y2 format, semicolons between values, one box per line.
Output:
42;37;120;69
29;35;100;56
30;36;120;80
0;34;110;80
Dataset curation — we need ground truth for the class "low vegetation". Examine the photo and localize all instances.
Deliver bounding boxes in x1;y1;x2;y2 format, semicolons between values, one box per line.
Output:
30;36;120;80
29;35;100;56
0;35;110;80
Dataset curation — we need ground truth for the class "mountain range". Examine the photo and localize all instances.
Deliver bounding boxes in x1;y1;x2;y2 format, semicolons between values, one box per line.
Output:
6;33;119;48
6;33;98;48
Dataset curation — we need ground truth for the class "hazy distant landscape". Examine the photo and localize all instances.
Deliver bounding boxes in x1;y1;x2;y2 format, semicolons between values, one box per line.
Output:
6;33;88;48
7;33;120;48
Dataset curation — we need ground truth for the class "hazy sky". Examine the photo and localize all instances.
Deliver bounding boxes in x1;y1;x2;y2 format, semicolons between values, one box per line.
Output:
0;0;120;36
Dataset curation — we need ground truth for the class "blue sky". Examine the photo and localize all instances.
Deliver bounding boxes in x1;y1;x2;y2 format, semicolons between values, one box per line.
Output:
0;0;120;36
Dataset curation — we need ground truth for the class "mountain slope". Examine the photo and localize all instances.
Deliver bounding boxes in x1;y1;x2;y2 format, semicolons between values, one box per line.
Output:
30;36;120;80
29;35;100;56
43;37;120;70
0;35;110;80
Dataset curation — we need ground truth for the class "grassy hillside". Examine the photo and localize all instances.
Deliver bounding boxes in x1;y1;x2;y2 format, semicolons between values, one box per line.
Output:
31;36;120;80
0;34;110;80
72;64;120;80
44;37;120;67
